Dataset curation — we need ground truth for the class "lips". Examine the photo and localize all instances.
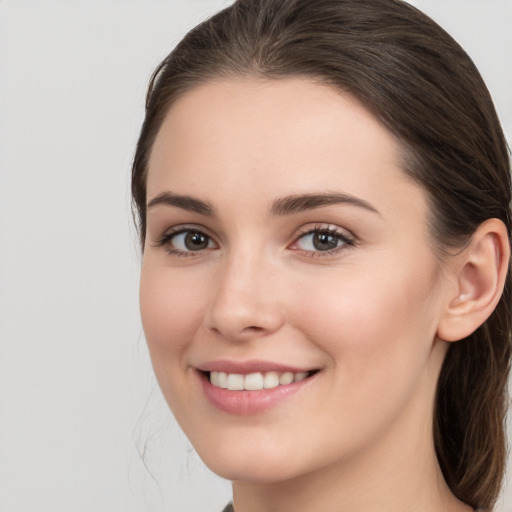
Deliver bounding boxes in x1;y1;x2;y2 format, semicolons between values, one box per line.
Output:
197;359;316;374
195;360;320;415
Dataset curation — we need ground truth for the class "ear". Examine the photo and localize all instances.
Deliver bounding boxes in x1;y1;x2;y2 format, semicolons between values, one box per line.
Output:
437;218;510;342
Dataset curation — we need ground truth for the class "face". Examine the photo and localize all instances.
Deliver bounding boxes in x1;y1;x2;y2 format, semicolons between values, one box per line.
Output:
140;78;452;484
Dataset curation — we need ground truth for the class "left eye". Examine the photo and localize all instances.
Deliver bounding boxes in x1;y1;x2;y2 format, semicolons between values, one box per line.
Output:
293;228;353;253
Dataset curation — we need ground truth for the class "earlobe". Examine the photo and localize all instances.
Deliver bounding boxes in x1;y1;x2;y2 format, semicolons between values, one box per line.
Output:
437;218;510;342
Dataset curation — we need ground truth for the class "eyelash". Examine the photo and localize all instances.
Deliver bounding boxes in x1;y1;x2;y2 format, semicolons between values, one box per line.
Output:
153;225;218;258
291;225;356;257
153;224;356;258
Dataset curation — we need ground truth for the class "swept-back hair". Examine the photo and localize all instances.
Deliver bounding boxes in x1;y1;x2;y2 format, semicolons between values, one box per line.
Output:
131;1;512;508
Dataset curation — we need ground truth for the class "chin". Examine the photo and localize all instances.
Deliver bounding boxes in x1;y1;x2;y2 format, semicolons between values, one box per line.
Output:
206;460;301;484
195;440;311;484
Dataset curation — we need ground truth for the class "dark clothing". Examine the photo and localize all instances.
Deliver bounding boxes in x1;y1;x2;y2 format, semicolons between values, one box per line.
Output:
223;503;479;511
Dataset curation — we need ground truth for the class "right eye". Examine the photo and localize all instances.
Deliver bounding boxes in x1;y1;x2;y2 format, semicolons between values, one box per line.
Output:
155;227;217;257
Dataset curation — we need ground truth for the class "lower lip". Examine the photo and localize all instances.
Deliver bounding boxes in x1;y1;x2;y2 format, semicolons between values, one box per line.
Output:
198;371;317;416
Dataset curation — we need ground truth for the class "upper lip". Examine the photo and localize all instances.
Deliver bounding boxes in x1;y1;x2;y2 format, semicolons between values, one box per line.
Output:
195;359;317;375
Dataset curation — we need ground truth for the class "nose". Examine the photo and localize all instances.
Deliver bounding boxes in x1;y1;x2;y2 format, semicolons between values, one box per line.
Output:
204;250;285;343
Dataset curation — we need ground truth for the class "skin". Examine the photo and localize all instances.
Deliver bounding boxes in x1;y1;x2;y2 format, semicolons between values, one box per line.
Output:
140;78;476;512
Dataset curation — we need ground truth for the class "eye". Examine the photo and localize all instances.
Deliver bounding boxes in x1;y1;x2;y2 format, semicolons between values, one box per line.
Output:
154;227;217;256
290;225;355;256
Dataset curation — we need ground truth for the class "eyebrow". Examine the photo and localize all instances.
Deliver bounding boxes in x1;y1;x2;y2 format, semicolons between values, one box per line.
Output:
270;192;380;217
147;192;214;216
146;191;380;217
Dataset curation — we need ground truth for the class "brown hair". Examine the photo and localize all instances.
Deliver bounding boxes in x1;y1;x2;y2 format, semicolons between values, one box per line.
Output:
131;0;512;508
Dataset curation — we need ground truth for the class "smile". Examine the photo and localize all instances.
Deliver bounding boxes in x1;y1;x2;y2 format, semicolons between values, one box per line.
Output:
197;366;320;415
209;370;311;390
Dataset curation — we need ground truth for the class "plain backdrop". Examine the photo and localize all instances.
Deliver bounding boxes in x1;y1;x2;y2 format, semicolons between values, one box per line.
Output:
0;1;511;511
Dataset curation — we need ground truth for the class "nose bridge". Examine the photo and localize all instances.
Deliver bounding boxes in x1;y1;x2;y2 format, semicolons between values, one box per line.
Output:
205;243;283;340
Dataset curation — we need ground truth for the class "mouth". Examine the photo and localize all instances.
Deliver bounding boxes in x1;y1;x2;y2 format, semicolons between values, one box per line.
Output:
195;361;321;415
202;369;319;391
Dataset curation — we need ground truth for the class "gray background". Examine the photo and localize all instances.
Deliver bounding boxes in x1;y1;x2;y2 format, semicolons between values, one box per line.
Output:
0;1;510;511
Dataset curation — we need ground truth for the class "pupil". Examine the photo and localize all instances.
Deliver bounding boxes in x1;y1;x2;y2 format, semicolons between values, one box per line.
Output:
313;232;338;251
185;232;208;250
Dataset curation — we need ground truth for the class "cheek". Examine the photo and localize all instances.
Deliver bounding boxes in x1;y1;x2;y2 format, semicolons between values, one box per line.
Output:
284;263;441;457
139;264;206;364
290;259;439;377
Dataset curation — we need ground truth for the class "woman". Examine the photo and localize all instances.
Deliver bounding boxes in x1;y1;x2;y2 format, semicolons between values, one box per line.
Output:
131;0;511;510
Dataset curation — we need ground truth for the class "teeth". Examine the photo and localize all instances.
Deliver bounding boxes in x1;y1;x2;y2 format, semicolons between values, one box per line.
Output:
209;370;312;390
227;373;244;390
210;371;220;386
294;371;308;382
279;372;294;385
244;372;264;390
264;371;280;389
217;372;228;388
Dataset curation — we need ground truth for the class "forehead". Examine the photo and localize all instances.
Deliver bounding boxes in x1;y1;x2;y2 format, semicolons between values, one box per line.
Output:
147;77;425;222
